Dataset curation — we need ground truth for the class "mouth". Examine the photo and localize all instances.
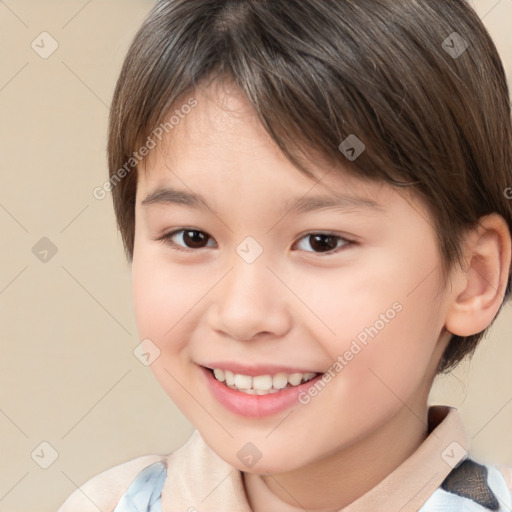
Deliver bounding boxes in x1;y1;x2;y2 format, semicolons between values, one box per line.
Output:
200;365;324;417
207;367;319;395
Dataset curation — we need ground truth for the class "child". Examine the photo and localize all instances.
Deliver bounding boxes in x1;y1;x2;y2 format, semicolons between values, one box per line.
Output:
59;0;512;510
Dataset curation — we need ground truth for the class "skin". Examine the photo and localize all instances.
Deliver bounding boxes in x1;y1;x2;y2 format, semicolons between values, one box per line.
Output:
131;79;511;511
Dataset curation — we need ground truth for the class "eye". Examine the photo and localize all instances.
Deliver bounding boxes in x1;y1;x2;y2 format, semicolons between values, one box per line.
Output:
157;229;216;252
155;229;353;255
294;233;352;254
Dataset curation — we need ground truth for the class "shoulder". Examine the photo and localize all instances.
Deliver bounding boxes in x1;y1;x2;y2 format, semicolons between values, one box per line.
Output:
57;453;166;512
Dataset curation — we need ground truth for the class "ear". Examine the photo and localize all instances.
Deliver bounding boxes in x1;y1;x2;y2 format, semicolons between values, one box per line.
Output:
445;214;512;337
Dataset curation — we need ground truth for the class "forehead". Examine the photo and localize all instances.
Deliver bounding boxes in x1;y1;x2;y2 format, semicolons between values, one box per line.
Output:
136;81;422;220
146;80;289;168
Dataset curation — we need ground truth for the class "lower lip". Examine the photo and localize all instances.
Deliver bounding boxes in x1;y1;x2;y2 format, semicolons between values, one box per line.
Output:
200;366;323;418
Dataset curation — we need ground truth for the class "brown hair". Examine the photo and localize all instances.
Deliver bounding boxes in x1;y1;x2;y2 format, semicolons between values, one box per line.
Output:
107;0;512;373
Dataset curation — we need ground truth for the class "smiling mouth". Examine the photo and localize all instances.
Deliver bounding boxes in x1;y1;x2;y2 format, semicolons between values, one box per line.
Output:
206;367;320;395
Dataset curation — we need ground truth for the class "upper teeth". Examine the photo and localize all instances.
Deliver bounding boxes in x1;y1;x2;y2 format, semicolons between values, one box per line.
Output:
212;369;318;394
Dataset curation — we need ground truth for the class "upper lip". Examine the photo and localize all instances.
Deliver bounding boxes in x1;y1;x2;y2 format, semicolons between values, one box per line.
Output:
201;362;321;376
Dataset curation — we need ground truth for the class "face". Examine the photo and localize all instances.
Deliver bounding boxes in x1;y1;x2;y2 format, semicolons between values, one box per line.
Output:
132;80;453;474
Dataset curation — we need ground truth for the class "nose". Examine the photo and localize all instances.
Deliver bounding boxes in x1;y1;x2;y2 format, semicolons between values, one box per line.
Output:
207;255;293;341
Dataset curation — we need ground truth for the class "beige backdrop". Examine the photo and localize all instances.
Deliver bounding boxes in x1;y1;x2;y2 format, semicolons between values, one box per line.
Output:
1;1;511;511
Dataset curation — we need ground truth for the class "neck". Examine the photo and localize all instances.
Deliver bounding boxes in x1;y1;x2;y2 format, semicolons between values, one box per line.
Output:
244;401;430;512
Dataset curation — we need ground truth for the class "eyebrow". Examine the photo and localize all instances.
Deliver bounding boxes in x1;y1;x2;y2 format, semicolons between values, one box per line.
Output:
141;186;215;212
141;186;386;215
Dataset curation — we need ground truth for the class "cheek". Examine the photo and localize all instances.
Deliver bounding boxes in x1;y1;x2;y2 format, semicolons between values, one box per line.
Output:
306;244;444;397
131;246;208;411
131;244;206;357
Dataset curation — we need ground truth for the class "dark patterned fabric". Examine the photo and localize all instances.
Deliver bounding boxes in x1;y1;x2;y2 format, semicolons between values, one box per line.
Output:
441;459;500;510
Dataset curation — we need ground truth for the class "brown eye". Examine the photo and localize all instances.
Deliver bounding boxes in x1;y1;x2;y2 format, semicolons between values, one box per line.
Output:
295;233;350;254
181;230;210;248
159;229;216;251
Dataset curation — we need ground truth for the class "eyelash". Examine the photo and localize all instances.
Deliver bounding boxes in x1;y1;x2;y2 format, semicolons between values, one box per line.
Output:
155;228;355;256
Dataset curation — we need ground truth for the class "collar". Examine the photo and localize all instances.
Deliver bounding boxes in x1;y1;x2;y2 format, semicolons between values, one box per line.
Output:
343;405;469;512
162;406;468;511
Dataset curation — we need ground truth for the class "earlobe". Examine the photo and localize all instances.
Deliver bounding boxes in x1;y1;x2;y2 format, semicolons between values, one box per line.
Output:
445;214;512;337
